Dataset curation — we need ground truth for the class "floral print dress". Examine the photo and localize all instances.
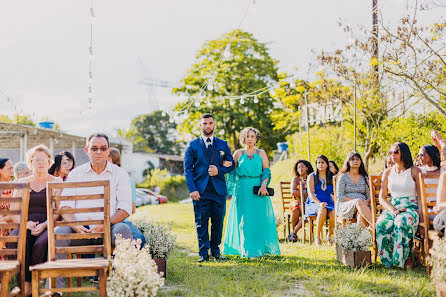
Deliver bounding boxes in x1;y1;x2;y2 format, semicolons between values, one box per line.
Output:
376;167;419;268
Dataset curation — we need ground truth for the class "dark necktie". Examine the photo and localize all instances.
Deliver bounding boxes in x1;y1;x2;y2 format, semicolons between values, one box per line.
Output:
206;138;212;154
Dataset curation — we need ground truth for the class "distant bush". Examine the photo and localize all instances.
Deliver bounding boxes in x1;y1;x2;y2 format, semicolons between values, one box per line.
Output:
138;168;188;202
138;168;171;189
160;175;188;202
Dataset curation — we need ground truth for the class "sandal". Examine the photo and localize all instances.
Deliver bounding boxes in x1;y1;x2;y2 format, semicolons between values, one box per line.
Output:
315;236;322;246
327;236;334;246
288;233;298;242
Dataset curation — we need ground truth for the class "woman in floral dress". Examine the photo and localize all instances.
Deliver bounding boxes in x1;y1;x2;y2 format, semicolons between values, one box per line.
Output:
377;142;422;268
0;158;14;252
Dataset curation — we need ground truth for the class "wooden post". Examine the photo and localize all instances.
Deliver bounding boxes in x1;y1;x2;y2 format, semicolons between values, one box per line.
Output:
354;84;357;151
305;92;311;163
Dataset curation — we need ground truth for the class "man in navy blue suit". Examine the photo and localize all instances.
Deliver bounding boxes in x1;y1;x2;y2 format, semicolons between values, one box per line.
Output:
184;114;235;262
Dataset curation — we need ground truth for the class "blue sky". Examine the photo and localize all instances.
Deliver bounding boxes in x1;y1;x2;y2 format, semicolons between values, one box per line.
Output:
0;0;438;137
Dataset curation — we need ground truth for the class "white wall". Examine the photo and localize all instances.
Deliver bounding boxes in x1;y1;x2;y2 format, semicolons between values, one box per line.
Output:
123;152;160;184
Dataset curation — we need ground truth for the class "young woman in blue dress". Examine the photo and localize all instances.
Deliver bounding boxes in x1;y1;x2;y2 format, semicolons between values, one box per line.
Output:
305;155;335;246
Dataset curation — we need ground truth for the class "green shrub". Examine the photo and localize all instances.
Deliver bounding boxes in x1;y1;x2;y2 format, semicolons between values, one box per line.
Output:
160;175;188;202
137;168;171;188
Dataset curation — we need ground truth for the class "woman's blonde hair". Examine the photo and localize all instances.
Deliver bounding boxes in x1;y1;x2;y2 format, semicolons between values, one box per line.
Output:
26;145;53;168
239;127;260;146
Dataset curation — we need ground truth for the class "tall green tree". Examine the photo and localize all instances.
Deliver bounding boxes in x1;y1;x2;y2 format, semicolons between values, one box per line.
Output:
173;30;282;152
129;110;183;155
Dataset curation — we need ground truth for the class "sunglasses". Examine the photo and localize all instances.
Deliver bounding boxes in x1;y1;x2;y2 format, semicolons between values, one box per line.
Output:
90;146;109;152
389;150;400;155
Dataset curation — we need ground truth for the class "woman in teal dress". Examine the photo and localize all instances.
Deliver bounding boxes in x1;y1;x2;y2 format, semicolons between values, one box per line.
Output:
222;127;280;258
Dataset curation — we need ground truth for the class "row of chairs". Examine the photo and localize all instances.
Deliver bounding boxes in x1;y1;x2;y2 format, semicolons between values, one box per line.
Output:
0;181;111;297
280;173;443;272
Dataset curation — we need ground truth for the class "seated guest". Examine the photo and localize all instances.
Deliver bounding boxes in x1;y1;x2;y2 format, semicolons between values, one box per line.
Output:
53;133;132;290
48;151;75;181
305;155;335;246
376;142;422;268
0;158;14;182
336;151;372;226
0;158;14;256
108;148;146;246
329;160;339;175
433;146;446;233
418;145;441;211
288;160;313;242
8;145;62;296
14;161;32;180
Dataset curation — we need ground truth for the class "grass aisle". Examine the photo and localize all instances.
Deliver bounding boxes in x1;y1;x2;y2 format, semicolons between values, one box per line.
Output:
133;203;434;297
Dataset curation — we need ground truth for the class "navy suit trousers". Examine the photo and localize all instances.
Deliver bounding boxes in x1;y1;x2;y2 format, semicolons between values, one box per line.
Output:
193;193;226;256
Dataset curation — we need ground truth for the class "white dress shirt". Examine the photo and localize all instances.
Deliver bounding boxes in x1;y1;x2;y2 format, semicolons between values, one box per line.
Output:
201;135;214;148
59;161;132;224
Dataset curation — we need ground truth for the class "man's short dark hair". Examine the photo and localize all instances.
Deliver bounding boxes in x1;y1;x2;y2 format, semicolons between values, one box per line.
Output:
86;133;110;147
201;113;214;120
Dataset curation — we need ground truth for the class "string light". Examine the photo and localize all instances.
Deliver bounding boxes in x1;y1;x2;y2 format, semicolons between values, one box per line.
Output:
86;0;95;116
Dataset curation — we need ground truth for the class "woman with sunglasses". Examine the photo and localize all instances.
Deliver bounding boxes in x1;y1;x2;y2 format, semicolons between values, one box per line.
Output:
376;142;422;268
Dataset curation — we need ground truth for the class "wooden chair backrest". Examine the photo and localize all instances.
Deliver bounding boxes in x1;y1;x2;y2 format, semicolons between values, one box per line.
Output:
419;172;441;232
47;180;111;261
332;175;338;204
369;175;387;226
280;181;294;213
299;181;307;215
0;182;30;272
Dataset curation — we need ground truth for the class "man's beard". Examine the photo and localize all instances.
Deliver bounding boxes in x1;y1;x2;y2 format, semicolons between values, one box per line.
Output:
202;128;214;136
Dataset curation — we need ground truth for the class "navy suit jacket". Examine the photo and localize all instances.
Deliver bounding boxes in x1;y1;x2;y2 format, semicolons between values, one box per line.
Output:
184;137;235;197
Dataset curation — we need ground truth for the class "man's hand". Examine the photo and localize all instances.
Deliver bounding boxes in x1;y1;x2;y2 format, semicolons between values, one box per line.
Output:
26;221;38;230
31;223;46;236
190;191;201;201
71;225;89;233
208;165;218;176
89;224;104;233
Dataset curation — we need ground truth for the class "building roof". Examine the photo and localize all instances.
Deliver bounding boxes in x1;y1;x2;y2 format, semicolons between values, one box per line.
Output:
0;122;131;150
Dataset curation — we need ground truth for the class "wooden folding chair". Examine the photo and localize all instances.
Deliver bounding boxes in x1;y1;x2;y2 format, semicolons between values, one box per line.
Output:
279;181;293;239
369;175;384;262
419;172;441;273
0;182;29;297
30;181;111;297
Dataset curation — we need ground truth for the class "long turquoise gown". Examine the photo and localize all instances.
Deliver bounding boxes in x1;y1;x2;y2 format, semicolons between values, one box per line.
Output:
222;150;281;257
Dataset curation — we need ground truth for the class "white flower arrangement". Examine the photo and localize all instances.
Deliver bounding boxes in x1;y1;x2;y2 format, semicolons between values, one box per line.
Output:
132;219;176;259
107;234;164;297
335;222;372;251
429;237;446;283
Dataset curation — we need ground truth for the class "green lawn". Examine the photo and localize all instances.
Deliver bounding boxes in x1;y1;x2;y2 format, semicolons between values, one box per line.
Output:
131;202;435;297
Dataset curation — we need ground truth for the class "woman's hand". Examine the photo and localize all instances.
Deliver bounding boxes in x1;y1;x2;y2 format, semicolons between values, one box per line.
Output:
258;184;269;196
319;202;327;208
222;161;233;168
26;221;38;231
31;222;47;236
391;208;406;215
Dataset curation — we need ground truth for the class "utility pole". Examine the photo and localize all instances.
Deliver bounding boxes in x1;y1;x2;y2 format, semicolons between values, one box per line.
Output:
354;84;357;151
372;0;379;82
